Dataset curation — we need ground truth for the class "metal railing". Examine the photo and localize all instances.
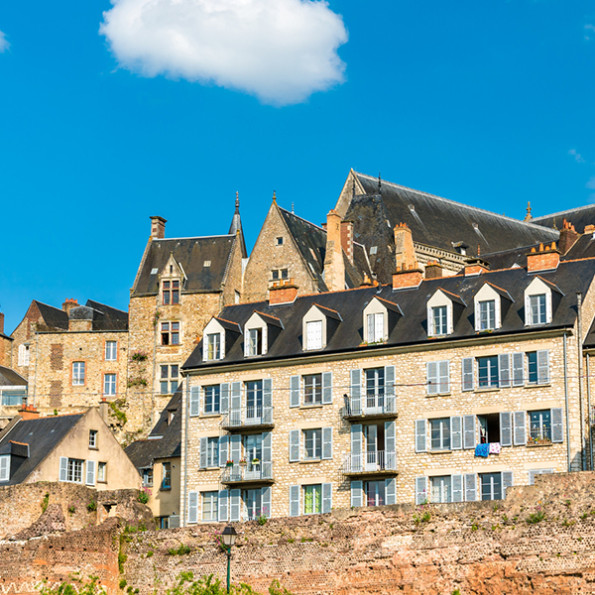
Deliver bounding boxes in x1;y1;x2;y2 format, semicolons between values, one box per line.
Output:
221;462;273;483
223;405;273;428
342;450;397;474
343;394;396;417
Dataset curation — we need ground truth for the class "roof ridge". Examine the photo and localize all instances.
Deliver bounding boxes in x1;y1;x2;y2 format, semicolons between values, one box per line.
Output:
532;204;595;221
278;206;326;232
33;300;65;312
154;234;235;242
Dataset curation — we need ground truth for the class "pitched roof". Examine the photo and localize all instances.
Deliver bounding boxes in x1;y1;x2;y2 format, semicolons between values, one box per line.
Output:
0;366;27;387
0;414;83;485
532;205;595;232
183;258;595;369
131;235;237;297
33;301;68;330
228;194;247;257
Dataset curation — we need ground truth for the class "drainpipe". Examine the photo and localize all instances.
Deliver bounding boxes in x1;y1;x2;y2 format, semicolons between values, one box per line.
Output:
577;293;585;470
587;354;593;470
563;333;571;472
182;372;189;527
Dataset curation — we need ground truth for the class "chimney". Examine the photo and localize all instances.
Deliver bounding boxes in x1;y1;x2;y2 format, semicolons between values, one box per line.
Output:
558;219;579;255
464;258;490;277
62;298;79;314
269;279;298;305
392;264;423;290
18;405;39;420
323;210;345;292
584;224;595;237
150;216;167;240
394;223;418;271
0;312;4;335
425;261;443;279
360;274;374;287
99;397;109;423
340;220;354;264
527;242;560;273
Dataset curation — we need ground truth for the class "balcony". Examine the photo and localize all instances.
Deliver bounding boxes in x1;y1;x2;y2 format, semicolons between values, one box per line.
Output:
222;406;274;431
343;394;397;421
221;463;274;486
342;450;397;477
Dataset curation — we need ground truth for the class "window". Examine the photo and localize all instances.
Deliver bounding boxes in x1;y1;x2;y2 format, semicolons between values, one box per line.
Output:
66;459;84;483
204;385;220;414
89;430;98;449
245;380;263;419
160;365;179;395
480;472;502;501
430;418;451;451
529;410;552;443
159;517;170;529
205;437;219;467
105;341;117;361
244;488;263;520
303;374;322;405
431;476;452;503
528;294;546;325
431;306;448;336
161;321;180;345
103;373;116;396
18;344;30;367
0;455;9;482
276;236;284;245
243;434;263;472
162;280;180;305
97;462;107;483
272;268;289;281
304;429;322;460
72;362;85;386
477;356;498;388
477;414;500;444
365;480;385;507
303;484;322;515
478;300;496;331
365;368;385;411
427;289;457;337
246;328;263;357
142;468;153;487
366;312;384;343
527;352;538;384
305;320;323;350
161;462;171;490
206;333;221;360
202;491;218;522
427;361;450;395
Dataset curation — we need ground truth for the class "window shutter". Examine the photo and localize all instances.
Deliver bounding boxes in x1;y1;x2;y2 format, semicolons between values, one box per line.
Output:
189;386;200;417
500;412;512;447
263;378;273;423
229;489;241;522
463;415;476;450
551;408;563;443
415;476;428;505
230;434;241;463
350;369;362;415
415;419;427;453
322;483;332;514
513;411;527;446
218;436;228;467
498;353;511;388
289;485;300;517
367;313;375;342
537;350;550;385
262;432;273;478
385;478;396;505
351;480;363;507
452;475;463;502
351;424;363;471
85;460;96;486
384;365;396;402
464;473;477;502
462;358;474;391
290;375;301;408
59;457;68;482
439;361;450;393
384;421;396;470
230;382;242;425
218;490;228;522
322;427;333;460
512;353;524;386
502;471;513;498
0;456;9;481
199;437;208;469
427;362;438;395
261;486;272;519
220;383;230;414
289;429;300;462
187;491;198;524
322;372;333;404
450;416;462;450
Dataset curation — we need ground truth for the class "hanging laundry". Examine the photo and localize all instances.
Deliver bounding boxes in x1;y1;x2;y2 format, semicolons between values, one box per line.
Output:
475;443;489;457
489;442;501;455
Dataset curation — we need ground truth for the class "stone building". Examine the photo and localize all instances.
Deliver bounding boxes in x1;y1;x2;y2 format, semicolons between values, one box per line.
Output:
178;232;595;523
0;366;27;429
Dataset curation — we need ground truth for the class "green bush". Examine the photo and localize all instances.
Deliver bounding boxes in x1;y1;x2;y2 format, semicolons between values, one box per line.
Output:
38;575;106;594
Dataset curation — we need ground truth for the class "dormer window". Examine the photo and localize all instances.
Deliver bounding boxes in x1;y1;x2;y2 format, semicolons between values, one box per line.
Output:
244;311;282;357
473;284;510;332
427;289;462;337
362;297;401;344
366;313;384;343
528;294;546;325
302;304;341;351
477;300;496;331
432;306;447;336
0;455;9;482
524;277;557;326
206;333;221;360
162;280;180;305
306;320;323;350
246;328;263;356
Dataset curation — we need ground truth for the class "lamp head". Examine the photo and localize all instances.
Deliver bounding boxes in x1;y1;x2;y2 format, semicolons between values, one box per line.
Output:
221;525;237;547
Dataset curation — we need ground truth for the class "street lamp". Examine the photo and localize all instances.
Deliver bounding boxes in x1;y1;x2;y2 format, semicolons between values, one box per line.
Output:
221;525;237;593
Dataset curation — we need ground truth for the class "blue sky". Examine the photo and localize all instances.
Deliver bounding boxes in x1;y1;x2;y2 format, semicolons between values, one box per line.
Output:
1;0;594;333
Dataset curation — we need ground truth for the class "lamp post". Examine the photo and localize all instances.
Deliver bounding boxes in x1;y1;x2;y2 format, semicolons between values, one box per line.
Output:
221;525;237;593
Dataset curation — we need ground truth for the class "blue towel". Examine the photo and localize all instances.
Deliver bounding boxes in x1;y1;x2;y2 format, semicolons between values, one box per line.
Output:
475;443;489;457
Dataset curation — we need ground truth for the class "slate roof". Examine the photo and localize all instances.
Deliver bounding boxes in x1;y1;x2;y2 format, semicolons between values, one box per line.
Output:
533;205;595;232
33;301;68;330
83;300;128;331
184;258;595;369
0;414;83;485
0;366;27;387
132;235;237;297
125;392;181;470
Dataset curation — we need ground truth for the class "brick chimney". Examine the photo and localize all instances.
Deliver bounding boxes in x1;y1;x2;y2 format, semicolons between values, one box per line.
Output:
392;264;423;290
394;223;418;271
584;224;595;236
150;215;167;239
62;298;79;314
99;397;109;423
425;261;443;279
323;210;345;292
527;242;560;273
558;219;579;255
340;220;354;264
269;279;298;305
464;258;490;276
18;405;39;420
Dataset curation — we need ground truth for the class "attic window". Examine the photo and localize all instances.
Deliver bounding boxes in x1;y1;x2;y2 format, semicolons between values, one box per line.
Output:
276;236;284;245
0;455;9;482
204;260;211;267
272;268;288;281
169;265;173;274
150;268;159;275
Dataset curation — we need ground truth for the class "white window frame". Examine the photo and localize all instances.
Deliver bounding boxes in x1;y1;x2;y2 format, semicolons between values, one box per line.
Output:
72;362;85;386
524;278;553;326
103;373;116;396
474;284;502;331
18;344;30;367
431;475;452;503
202;319;227;361
66;458;84;483
104;341;117;361
0;455;9;482
89;430;98;449
202;491;219;522
426;290;454;337
97;462;107;483
306;320;323;350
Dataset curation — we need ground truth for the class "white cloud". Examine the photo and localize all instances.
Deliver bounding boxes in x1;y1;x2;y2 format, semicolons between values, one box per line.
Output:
99;0;348;105
569;148;585;164
0;31;9;53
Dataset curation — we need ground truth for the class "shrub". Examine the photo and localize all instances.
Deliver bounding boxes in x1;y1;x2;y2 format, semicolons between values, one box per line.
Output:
168;544;192;556
38;575;106;594
87;500;97;513
138;490;150;504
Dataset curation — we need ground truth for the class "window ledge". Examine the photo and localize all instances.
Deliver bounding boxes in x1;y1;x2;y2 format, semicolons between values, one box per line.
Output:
426;393;451;398
88;446;99;451
300;459;322;464
160;487;172;492
300;404;323;410
201;413;222;418
524;383;551;389
475;387;500;393
526;441;553;448
429;449;453;455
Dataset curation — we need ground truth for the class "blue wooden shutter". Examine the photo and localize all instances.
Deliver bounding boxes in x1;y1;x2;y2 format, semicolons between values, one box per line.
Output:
439;360;450;393
464;473;477;502
263;378;273;423
415;419;427;453
415;476;428;505
537;350;550;385
85;460;96;486
462;358;474;391
322;372;333;404
230;434;241;463
230;382;242;425
322;427;333;460
261;486;272;519
322;483;332;513
512;353;524;386
187;491;198;524
290;375;300;408
189;386;200;417
351;424;363;471
384;365;396;404
262;431;272;478
463;415;476;450
218;490;228;522
427;362;438;395
229;489;241;522
498;354;511;388
500;412;512;447
289;429;300;462
59;457;68;482
350;480;363;507
385;478;396;505
218;436;228;467
220;383;230;414
199;437;207;469
350;369;362;415
384;421;396;470
502;471;513;498
450;416;462;450
513;411;527;445
452;475;463;503
289;485;300;517
551;408;563;443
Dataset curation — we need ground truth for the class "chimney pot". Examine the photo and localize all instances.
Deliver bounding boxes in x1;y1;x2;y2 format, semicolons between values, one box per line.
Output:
19;405;39;420
425;261;443;279
269;279;298;305
527;243;560;272
150;216;167;240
